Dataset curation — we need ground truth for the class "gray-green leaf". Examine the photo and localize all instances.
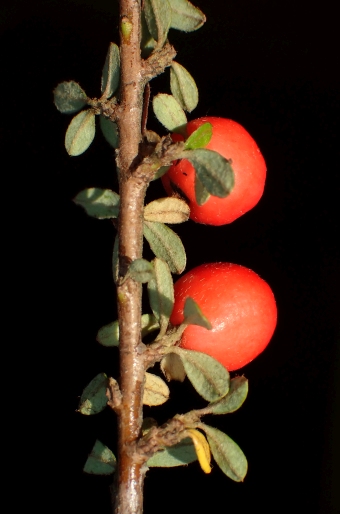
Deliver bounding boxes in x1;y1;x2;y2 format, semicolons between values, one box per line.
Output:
73;187;120;219
53;81;88;114
174;348;230;402
65;109;96;156
101;42;120;99
170;61;198;112
169;0;206;32
207;376;249;415
78;373;108;415
183;297;212;329
144;0;171;47
147;437;197;467
144;221;186;274
83;440;116;475
128;259;155;283
96;314;159;347
201;424;248;482
147;258;174;338
153;94;187;133
99;116;119;148
195;174;210;205
181;148;234;198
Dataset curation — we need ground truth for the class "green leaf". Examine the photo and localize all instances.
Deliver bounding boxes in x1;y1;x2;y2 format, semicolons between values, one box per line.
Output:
53;81;88;114
143;372;170;406
174;348;230;402
194;174;210;205
181;148;234;198
101;42;120;99
144;221;186;274
96;313;159;347
207;376;249;415
83;440;116;475
144;197;190;224
153;94;187;133
99;116;119;148
78;373;108;415
152;165;170;181
73;187;120;219
183;297;212;329
112;234;119;284
97;320;120;347
141;11;156;57
128;259;155;283
170;62;198;113
147;437;197;467
147;258;174;338
201;424;248;482
185;122;212;150
144;0;171;47
65;109;96;156
161;353;186;382
169;0;206;32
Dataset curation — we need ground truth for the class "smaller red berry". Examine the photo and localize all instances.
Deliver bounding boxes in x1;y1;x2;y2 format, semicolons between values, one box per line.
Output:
162;117;267;225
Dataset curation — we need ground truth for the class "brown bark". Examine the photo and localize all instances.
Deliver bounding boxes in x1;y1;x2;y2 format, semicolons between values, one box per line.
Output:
115;1;146;513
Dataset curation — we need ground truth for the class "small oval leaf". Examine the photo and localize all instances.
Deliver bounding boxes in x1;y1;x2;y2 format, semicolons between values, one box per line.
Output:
128;259;155;283
147;437;197;467
143;372;170;406
183;297;212;329
99;116;119;148
78;373;108;415
181;148;235;198
195;174;211;205
83;440;116;475
186;429;212;473
141;11;156;56
185;122;212;150
144;0;171;47
152;165;170;181
207;376;249;415
147;258;174;337
161;353;186;382
144;221;186;274
73;187;120;219
170;62;198;112
169;0;206;32
97;313;159;347
201;424;248;482
101;42;120;99
53;81;88;114
174;348;230;402
144;197;190;224
153;94;187;133
96;320;120;347
65;109;96;156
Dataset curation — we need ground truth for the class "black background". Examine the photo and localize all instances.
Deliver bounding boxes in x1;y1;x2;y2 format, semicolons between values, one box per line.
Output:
2;1;339;512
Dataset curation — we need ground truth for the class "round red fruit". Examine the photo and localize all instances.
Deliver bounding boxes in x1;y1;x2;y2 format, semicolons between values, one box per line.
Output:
162;117;266;225
171;262;277;371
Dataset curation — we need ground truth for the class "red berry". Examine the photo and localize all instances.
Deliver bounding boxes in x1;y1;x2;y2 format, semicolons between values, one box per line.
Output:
170;263;277;371
162;117;266;225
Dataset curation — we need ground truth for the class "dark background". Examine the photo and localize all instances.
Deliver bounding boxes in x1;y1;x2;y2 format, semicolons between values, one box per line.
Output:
2;1;339;512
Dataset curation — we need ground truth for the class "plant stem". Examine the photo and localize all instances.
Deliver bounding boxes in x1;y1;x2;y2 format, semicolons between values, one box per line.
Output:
115;1;147;512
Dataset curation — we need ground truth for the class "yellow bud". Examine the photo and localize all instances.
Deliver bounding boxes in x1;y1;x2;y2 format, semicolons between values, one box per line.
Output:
121;17;132;42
